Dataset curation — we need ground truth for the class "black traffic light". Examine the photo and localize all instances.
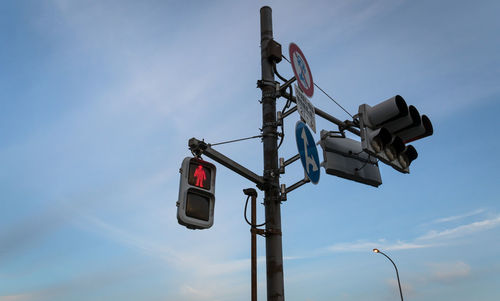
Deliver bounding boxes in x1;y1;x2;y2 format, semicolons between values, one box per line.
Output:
358;95;433;173
177;157;216;229
320;130;382;187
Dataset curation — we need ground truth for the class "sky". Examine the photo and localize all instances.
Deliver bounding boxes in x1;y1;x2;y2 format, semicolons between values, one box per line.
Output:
1;0;499;300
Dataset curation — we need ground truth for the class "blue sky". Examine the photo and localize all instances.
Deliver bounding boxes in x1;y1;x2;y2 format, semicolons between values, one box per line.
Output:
1;0;499;300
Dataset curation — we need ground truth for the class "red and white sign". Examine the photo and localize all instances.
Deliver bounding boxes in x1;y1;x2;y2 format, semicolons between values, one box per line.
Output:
289;43;314;98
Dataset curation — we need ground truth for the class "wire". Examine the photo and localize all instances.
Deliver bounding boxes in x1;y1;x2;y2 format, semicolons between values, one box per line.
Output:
281;54;354;119
314;83;354;119
355;154;372;171
277;87;291;150
244;196;266;227
273;63;288;83
209;135;263;146
277;123;285;150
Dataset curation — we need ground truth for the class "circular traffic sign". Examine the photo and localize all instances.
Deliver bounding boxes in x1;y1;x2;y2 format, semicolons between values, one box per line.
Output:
289;43;314;98
295;121;320;184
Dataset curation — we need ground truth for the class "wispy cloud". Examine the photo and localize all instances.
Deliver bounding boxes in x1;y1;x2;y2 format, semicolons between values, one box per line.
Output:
427;261;471;283
429;208;486;224
326;240;430;253
0;294;34;301
323;213;500;254
418;215;500;241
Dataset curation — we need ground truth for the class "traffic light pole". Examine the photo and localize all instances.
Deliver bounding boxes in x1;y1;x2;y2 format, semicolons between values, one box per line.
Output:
260;6;285;301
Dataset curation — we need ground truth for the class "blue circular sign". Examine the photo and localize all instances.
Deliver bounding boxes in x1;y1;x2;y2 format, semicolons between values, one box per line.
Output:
295;121;320;184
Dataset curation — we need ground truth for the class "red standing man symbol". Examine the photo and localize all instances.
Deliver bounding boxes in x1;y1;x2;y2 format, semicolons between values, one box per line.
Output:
193;165;207;188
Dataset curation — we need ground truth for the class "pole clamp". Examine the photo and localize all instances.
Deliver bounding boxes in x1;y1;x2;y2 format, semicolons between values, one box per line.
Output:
262;91;277;99
262;121;277;128
265;228;282;236
251;228;266;236
251;227;281;237
257;79;278;88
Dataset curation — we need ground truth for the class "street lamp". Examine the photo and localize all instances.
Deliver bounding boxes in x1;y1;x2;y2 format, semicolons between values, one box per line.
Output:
373;248;404;301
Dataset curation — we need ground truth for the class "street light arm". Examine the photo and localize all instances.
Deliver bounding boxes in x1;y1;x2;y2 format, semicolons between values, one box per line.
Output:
377;251;404;301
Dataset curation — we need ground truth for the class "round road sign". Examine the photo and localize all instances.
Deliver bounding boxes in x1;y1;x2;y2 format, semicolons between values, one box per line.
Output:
295;121;320;184
289;43;314;98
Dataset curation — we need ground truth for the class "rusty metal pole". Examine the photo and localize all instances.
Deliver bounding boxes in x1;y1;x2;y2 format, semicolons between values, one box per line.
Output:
244;188;260;301
260;6;285;301
251;192;257;301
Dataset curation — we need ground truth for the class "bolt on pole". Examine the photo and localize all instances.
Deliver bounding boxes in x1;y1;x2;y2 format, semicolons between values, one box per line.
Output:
260;6;285;301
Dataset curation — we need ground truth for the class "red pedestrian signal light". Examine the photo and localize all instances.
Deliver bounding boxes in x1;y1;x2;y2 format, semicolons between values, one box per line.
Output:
177;157;216;229
188;162;212;189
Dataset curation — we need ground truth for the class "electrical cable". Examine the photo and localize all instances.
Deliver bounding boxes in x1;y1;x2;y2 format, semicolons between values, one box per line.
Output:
286;84;293;110
273;63;288;83
281;54;354;119
277;86;291;150
209;135;263;146
277;123;285;150
355;154;373;171
244;195;266;227
314;83;354;119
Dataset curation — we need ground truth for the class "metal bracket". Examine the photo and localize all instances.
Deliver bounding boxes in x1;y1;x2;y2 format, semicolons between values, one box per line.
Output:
285;177;311;194
280;90;361;136
279;158;285;174
280;184;287;201
188;138;266;189
278;76;296;94
282;106;298;119
284;154;300;167
276;111;283;126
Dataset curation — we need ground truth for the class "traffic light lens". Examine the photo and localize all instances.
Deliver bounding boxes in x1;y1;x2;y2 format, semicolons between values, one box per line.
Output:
371;138;383;152
385;145;397;161
185;191;210;221
398;154;409;169
188;162;211;190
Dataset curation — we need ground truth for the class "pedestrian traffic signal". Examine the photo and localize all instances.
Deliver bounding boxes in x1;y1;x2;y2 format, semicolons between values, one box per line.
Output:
177;157;216;229
358;95;433;173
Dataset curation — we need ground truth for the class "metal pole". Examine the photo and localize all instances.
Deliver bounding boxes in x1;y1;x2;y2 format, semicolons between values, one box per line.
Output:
251;192;257;301
375;250;404;301
260;6;285;301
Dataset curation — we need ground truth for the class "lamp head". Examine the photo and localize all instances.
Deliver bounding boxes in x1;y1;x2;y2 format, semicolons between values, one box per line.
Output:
373;248;380;253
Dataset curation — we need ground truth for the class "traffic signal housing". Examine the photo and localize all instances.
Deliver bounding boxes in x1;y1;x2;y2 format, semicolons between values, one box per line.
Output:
358;95;433;173
320;130;382;187
177;157;216;229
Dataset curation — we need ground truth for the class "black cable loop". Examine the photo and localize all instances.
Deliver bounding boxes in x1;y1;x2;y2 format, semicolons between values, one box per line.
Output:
273;63;288;83
244;195;266;228
277;124;285;150
277;89;290;150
